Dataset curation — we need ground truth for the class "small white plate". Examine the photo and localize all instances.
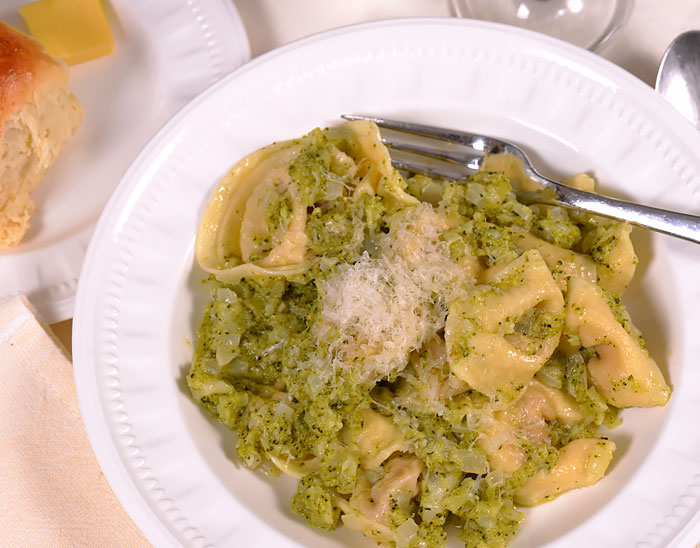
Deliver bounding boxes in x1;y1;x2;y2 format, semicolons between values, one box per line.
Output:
0;0;250;323
73;19;700;548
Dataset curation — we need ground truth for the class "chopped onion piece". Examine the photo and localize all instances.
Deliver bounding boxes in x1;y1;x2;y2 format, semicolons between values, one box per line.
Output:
216;287;238;303
455;448;489;475
395;518;419;548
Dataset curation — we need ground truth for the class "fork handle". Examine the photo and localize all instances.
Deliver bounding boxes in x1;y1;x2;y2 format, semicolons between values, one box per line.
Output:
537;179;700;244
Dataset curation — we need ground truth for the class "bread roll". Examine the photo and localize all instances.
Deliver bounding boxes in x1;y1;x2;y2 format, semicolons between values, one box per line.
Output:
0;21;83;247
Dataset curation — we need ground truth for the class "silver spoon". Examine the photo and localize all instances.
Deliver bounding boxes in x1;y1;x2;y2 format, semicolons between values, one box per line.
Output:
656;30;700;129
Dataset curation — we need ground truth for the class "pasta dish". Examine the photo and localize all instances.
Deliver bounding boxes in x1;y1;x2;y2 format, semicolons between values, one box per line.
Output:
187;120;670;547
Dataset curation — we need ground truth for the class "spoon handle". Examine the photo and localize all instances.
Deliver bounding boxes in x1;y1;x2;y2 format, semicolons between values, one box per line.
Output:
528;178;700;244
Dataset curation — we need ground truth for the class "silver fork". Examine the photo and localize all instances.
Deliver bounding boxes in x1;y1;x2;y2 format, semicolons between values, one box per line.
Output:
342;115;700;245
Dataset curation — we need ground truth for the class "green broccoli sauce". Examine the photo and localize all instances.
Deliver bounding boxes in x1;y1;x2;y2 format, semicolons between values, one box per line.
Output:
188;132;633;548
306;194;385;264
288;129;341;206
587;229;619;274
439;172;525;225
441;218;516;267
531;208;581;250
292;474;341;530
536;350;620;430
262;191;292;243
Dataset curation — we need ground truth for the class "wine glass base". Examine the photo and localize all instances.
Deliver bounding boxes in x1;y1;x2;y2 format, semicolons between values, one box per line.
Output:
451;0;632;52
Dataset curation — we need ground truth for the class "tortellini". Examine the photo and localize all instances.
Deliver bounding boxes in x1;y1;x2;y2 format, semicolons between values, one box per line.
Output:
483;153;637;295
565;277;670;407
189;122;672;548
445;250;565;399
514;438;616;506
196;120;417;283
477;379;584;474
339;455;424;546
587;223;637;295
341;408;406;469
511;229;597;290
196;140;311;282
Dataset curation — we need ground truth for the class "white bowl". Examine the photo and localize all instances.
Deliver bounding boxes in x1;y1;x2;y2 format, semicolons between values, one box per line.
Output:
73;18;700;548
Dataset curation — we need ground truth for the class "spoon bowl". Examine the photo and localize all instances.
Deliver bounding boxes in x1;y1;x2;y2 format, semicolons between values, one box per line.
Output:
656;30;700;129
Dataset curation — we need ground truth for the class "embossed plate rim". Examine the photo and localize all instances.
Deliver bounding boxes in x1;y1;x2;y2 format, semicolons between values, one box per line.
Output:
74;18;700;548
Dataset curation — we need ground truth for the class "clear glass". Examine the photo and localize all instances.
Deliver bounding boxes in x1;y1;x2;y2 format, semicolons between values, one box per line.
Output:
450;0;633;52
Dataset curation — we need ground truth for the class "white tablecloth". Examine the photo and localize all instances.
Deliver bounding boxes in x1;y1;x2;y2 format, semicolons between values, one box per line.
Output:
235;0;700;87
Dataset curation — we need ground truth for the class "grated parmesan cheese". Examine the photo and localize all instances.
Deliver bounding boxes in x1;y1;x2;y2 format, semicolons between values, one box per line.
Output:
315;205;468;381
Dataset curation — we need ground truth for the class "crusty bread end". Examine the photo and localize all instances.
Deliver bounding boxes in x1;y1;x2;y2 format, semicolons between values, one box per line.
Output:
0;21;84;247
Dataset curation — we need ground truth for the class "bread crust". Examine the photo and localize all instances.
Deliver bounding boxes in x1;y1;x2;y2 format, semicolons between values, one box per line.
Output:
0;22;83;247
0;21;69;135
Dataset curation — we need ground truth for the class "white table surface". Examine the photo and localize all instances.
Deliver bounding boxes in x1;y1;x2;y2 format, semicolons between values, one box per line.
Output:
234;0;700;88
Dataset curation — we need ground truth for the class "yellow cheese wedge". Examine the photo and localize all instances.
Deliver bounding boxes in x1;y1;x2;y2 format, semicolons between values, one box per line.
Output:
19;0;114;65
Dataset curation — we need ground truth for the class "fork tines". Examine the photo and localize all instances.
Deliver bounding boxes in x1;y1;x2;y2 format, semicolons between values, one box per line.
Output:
342;114;497;181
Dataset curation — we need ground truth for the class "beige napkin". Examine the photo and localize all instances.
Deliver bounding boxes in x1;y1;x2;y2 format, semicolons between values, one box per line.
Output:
0;294;152;548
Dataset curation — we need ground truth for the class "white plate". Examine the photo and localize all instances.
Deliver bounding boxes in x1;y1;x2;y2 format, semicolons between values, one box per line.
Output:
73;19;700;548
0;0;250;323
